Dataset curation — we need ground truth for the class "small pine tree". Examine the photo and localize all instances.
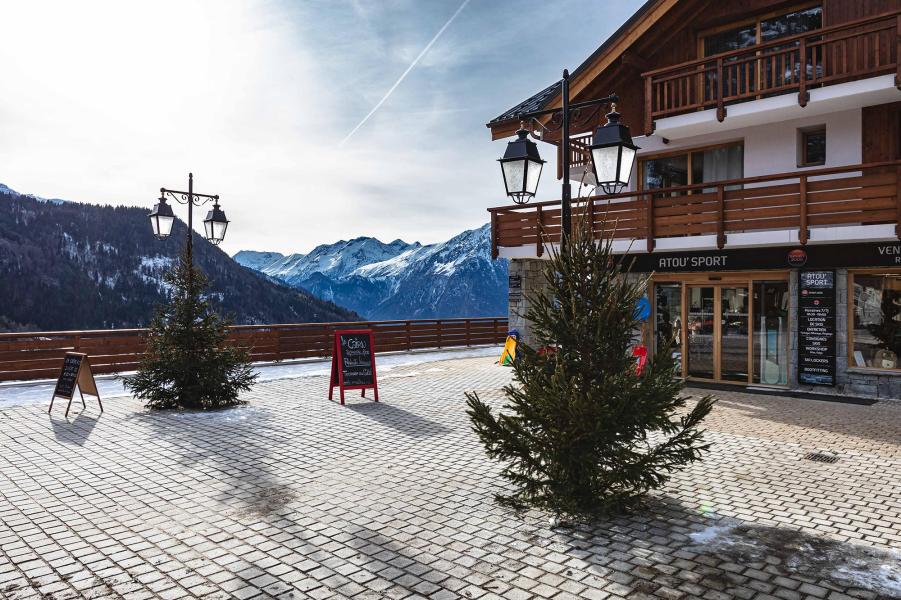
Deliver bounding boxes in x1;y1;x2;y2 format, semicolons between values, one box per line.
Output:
125;245;257;410
466;219;715;518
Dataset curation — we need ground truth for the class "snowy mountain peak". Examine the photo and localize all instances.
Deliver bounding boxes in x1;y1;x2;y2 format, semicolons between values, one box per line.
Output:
233;223;506;320
232;250;286;272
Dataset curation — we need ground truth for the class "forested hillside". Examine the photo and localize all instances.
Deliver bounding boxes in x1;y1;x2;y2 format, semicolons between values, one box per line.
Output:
0;187;358;331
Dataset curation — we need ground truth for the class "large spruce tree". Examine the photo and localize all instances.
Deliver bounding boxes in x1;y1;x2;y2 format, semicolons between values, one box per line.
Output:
466;219;715;518
126;245;257;410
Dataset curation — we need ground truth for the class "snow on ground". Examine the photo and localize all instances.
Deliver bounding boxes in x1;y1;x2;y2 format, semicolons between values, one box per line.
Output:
689;522;901;597
0;346;502;408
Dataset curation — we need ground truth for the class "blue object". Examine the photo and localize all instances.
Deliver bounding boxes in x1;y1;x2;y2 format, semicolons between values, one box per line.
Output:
634;297;651;322
507;328;520;340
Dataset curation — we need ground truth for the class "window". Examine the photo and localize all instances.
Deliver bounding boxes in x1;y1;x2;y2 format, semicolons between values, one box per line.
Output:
641;142;744;195
700;5;823;57
799;127;826;166
850;272;901;371
699;5;823;99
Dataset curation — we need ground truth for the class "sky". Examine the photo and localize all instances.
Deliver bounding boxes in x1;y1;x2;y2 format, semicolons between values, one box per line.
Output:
0;0;644;255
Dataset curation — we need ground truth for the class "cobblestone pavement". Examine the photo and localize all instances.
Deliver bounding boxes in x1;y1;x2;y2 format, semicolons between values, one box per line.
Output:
1;355;900;600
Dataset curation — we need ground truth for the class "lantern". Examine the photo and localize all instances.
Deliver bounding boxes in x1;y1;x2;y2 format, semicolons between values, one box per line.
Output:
499;128;545;204
590;107;639;195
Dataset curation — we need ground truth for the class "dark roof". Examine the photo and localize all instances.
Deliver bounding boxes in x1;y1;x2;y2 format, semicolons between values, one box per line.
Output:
488;81;562;125
487;0;659;127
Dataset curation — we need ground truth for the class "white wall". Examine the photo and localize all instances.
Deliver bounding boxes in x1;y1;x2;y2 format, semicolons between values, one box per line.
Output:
625;107;862;189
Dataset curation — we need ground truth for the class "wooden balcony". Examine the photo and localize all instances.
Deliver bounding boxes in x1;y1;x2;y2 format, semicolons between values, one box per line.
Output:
489;161;901;259
641;10;901;133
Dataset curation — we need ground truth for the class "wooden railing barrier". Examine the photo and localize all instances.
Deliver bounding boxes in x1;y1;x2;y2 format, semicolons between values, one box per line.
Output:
0;317;508;383
642;10;901;132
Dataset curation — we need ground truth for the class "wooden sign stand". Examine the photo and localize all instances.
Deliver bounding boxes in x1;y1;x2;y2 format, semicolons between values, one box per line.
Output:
49;352;103;418
328;329;379;405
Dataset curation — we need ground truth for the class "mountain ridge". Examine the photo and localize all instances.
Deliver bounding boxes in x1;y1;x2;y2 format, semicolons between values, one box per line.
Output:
234;224;508;320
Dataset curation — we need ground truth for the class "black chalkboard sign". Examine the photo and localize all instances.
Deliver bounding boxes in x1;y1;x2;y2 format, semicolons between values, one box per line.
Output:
329;329;379;405
49;352;103;417
54;353;83;399
798;270;836;386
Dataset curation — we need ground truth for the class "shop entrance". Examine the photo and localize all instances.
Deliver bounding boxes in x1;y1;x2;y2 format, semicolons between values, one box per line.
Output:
653;274;789;386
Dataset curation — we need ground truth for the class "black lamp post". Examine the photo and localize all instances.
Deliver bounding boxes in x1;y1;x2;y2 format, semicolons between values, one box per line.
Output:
498;69;639;238
149;173;229;267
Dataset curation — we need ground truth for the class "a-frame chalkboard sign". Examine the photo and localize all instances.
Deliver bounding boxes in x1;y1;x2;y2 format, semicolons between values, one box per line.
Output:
49;352;103;417
328;329;379;405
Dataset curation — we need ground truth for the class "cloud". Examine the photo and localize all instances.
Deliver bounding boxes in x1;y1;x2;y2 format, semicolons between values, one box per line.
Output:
0;0;645;255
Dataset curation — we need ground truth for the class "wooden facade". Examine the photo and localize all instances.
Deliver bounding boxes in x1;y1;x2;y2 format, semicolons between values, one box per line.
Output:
489;0;901;148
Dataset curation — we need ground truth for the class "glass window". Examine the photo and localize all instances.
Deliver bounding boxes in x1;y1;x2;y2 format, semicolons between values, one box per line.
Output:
753;282;789;385
655;284;683;374
641;143;744;195
760;6;822;43
693;145;745;191
643;154;688;193
800;128;826;166
851;273;901;370
704;24;757;56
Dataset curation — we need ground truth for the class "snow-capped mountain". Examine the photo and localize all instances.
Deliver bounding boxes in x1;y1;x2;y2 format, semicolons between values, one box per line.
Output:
233;224;508;320
231;250;287;272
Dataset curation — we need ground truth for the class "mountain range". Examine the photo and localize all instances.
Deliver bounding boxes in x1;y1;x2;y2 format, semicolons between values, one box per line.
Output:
0;184;358;331
233;224;508;320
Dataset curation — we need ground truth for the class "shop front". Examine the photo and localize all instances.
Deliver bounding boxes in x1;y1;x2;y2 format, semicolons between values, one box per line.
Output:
627;241;901;399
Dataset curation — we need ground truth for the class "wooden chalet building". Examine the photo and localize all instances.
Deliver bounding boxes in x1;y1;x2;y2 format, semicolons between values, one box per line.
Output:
487;0;901;399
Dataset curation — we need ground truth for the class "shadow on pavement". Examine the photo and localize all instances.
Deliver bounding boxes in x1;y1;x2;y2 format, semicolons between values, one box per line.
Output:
49;409;100;446
345;401;452;438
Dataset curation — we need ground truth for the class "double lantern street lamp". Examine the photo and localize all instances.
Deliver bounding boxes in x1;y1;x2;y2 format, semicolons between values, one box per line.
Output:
498;69;639;238
149;173;230;261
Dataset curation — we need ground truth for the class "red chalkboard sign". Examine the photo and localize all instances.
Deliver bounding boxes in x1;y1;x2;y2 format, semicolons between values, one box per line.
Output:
329;329;379;405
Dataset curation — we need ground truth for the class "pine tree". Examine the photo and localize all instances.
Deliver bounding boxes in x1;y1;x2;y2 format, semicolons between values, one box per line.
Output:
125;245;257;409
466;219;715;518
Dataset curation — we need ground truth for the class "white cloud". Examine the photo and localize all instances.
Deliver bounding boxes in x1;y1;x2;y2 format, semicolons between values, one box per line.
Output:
0;0;644;255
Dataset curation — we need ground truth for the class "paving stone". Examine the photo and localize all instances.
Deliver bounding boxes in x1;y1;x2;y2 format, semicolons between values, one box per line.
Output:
0;355;899;600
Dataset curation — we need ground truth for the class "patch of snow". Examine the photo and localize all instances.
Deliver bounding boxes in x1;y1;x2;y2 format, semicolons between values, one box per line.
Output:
688;521;901;598
0;345;503;408
140;256;175;270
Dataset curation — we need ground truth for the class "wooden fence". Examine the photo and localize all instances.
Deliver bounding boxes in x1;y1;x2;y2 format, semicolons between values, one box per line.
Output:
0;318;508;383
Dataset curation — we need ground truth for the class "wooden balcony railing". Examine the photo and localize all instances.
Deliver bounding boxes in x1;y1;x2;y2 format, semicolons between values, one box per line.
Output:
642;10;901;132
0;317;508;383
489;160;901;258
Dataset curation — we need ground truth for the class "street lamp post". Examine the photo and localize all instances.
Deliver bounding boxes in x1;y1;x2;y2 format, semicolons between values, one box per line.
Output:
148;173;230;268
498;69;639;241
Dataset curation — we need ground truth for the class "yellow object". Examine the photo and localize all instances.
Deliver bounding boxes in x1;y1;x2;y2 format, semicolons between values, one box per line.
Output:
498;336;517;366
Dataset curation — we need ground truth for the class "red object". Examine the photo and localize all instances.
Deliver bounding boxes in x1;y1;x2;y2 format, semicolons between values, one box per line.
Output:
329;329;379;405
632;345;648;375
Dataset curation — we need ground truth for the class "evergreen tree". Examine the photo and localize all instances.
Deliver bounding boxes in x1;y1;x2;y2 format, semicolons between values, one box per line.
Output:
466;219;715;518
125;245;257;409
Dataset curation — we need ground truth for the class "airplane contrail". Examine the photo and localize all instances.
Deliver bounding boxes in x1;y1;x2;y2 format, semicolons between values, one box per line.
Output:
339;0;473;147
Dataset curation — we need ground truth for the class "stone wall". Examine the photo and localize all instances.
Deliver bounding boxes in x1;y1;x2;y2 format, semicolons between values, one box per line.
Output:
507;259;550;348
